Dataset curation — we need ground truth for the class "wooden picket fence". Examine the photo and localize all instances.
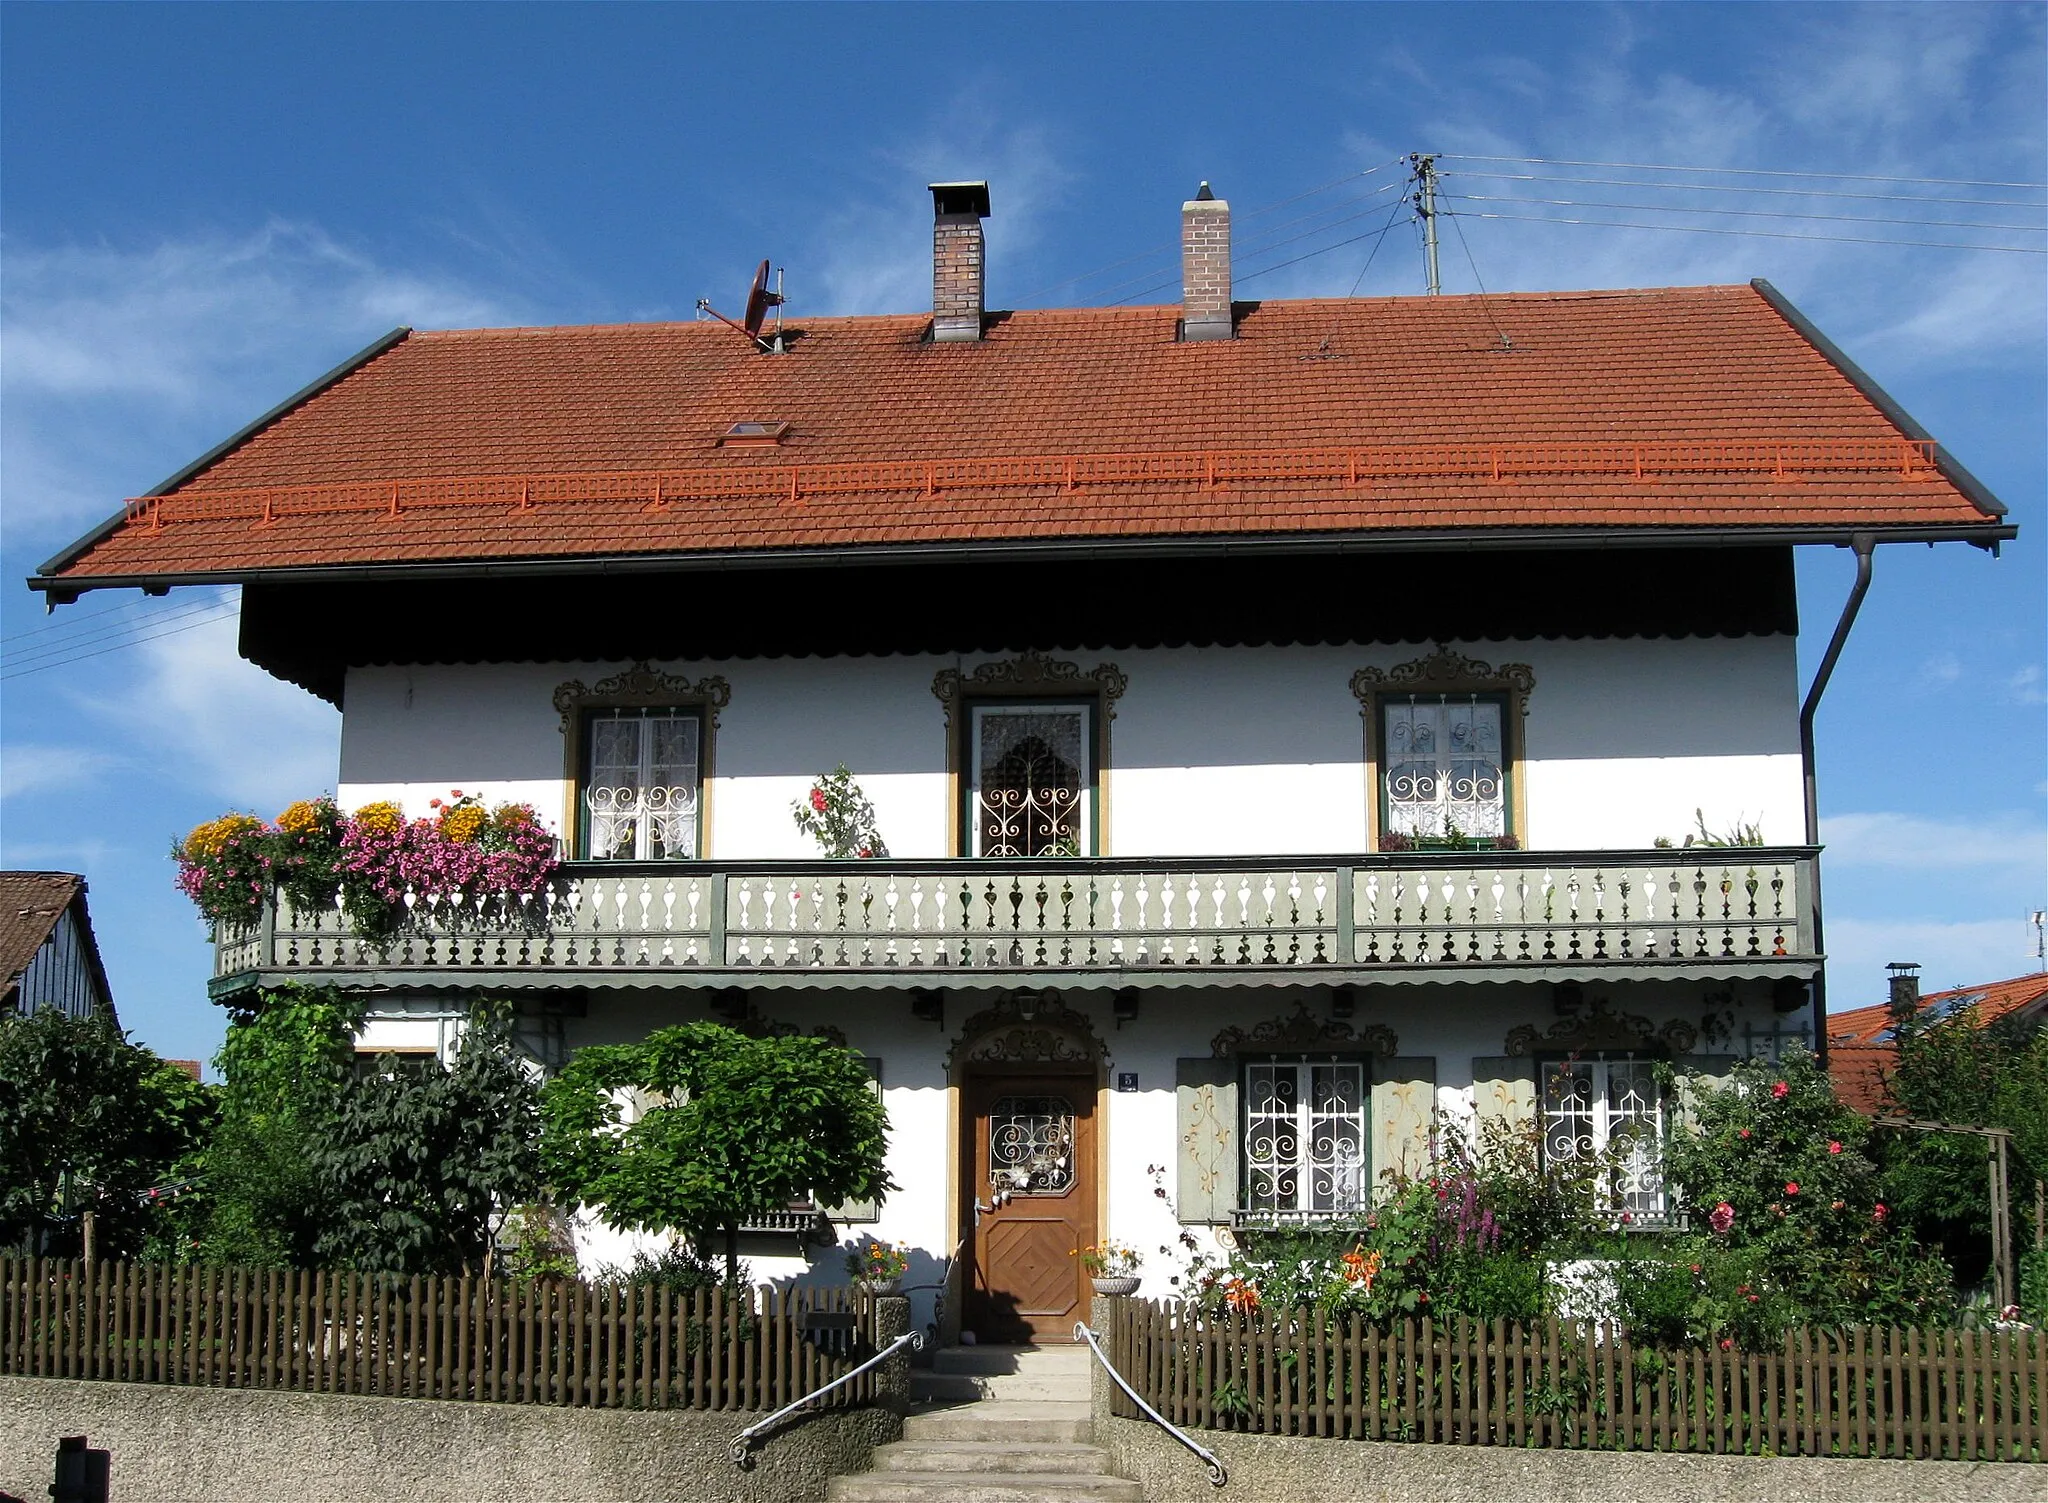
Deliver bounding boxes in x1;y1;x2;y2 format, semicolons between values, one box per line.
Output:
0;1257;879;1412
1107;1299;2046;1462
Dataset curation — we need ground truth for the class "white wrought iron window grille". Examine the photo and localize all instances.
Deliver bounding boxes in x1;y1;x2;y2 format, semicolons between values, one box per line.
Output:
1241;1060;1368;1220
1382;694;1507;841
969;703;1091;858
1539;1057;1666;1220
583;709;701;861
988;1096;1076;1195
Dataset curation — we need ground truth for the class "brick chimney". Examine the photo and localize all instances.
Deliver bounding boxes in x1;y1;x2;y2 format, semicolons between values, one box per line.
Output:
930;181;990;343
1181;181;1233;341
1886;960;1921;1022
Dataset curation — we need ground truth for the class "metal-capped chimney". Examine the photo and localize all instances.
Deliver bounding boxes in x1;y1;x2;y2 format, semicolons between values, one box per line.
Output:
1181;180;1233;341
1886;960;1921;1020
930;181;990;343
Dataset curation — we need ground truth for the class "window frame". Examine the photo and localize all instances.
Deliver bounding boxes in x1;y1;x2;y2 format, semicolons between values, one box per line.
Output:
962;698;1098;858
552;664;729;864
1376;690;1515;846
575;704;707;862
1351;648;1534;853
1237;1053;1372;1224
1537;1052;1669;1222
932;652;1126;858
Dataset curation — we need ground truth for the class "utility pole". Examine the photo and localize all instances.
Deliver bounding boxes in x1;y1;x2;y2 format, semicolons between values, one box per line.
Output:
1410;153;1442;295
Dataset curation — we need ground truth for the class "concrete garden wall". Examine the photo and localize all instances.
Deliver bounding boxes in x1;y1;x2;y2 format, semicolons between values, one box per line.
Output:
0;1376;899;1503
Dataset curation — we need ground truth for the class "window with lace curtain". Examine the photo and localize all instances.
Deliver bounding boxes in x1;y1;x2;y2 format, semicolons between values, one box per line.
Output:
1380;693;1510;842
579;707;702;861
966;702;1094;857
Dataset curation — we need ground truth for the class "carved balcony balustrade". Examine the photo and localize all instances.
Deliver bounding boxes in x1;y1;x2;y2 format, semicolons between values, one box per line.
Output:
208;849;1820;997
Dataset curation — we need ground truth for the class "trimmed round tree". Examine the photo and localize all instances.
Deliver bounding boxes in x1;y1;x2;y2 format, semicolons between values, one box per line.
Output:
539;1022;891;1281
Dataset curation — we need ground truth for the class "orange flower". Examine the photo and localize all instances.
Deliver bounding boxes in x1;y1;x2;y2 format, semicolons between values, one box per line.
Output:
1220;1277;1260;1313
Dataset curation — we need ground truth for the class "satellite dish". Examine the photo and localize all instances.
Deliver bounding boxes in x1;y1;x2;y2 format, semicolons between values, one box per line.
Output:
697;259;787;352
743;259;785;339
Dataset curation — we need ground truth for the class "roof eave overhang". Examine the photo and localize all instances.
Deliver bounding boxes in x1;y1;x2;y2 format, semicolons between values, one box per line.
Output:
25;520;2018;600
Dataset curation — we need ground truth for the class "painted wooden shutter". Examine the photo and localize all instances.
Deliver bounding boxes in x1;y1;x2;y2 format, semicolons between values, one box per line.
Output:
1472;1056;1537;1142
1175;1057;1238;1225
821;1057;884;1224
1371;1057;1438;1199
1673;1054;1741;1133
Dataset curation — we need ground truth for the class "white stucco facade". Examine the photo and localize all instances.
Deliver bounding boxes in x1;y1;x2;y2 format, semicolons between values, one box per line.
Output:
336;635;1803;856
338;632;1810;1329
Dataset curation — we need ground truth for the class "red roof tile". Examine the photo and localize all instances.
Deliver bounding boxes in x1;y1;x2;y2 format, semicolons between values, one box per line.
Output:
38;285;2007;586
1826;973;2048;1113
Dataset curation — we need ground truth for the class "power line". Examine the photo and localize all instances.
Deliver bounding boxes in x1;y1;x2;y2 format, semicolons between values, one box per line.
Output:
1448;191;2045;234
1448;209;2048;254
1440;153;2048;191
1437;201;1512;349
1085;183;1406;304
2;596;234;669
1016;159;1405;304
1445;169;2046;211
0;595;138;647
0;606;239;680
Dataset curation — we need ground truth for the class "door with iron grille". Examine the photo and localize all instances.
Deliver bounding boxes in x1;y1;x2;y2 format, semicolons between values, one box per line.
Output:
963;1072;1097;1342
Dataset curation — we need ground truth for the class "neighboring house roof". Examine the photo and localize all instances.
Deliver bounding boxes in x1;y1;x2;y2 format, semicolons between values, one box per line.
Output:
1826;972;2048;1113
32;281;2008;594
0;871;116;1021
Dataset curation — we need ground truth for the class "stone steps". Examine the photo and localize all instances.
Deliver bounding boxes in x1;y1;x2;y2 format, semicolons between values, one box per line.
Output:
828;1471;1141;1503
828;1345;1136;1502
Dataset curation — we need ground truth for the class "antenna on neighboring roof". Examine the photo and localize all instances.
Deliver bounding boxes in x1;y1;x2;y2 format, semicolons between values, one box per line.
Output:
697;259;788;353
1408;153;1442;295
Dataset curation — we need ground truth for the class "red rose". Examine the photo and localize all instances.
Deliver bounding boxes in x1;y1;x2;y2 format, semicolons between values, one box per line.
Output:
1771;1081;1789;1099
811;789;829;812
1828;1142;1842;1155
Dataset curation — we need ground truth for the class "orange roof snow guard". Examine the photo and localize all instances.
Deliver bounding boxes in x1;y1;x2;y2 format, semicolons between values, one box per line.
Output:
27;284;2013;594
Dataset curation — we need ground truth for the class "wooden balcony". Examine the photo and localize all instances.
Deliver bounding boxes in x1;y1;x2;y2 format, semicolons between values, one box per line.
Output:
209;848;1821;997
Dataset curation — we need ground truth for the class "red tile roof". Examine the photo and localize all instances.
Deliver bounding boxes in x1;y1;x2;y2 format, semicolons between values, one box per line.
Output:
1827;973;2048;1112
37;284;2007;587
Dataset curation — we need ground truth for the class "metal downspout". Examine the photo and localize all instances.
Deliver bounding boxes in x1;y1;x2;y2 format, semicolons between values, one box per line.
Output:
1799;534;1877;1064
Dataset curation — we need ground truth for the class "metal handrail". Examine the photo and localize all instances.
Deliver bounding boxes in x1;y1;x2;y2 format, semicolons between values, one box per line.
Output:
1075;1320;1226;1488
728;1325;927;1468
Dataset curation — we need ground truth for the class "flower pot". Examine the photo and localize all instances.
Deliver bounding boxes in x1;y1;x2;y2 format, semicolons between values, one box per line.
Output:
855;1277;901;1297
1091;1276;1141;1297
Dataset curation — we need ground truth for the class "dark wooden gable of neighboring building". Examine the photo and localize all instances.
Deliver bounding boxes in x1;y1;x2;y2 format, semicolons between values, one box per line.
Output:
0;872;117;1023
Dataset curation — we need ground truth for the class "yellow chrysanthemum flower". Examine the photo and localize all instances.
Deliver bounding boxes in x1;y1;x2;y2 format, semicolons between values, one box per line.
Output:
352;801;404;835
440;805;488;843
277;799;326;836
181;812;264;861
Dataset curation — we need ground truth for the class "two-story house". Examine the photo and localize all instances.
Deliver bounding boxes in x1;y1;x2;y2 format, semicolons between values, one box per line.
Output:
31;180;2012;1343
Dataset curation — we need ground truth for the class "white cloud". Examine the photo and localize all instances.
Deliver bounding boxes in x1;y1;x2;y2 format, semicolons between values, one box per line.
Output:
1820;810;2048;874
1825;916;2044;1006
0;743;125;801
1915;653;1964;689
0;221;532;545
65;590;340;811
1292;5;2047;369
2009;665;2047;706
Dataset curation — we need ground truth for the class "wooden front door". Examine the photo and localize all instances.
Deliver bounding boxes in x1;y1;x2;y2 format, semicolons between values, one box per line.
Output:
964;1072;1097;1343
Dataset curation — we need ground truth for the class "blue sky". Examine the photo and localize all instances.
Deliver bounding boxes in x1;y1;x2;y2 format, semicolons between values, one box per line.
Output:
2;2;2043;1067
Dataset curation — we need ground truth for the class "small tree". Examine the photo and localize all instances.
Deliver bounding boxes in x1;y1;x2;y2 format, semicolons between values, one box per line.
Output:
1880;1004;2048;1290
314;1005;542;1276
0;1006;212;1259
193;985;360;1267
539;1022;891;1281
792;766;889;859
